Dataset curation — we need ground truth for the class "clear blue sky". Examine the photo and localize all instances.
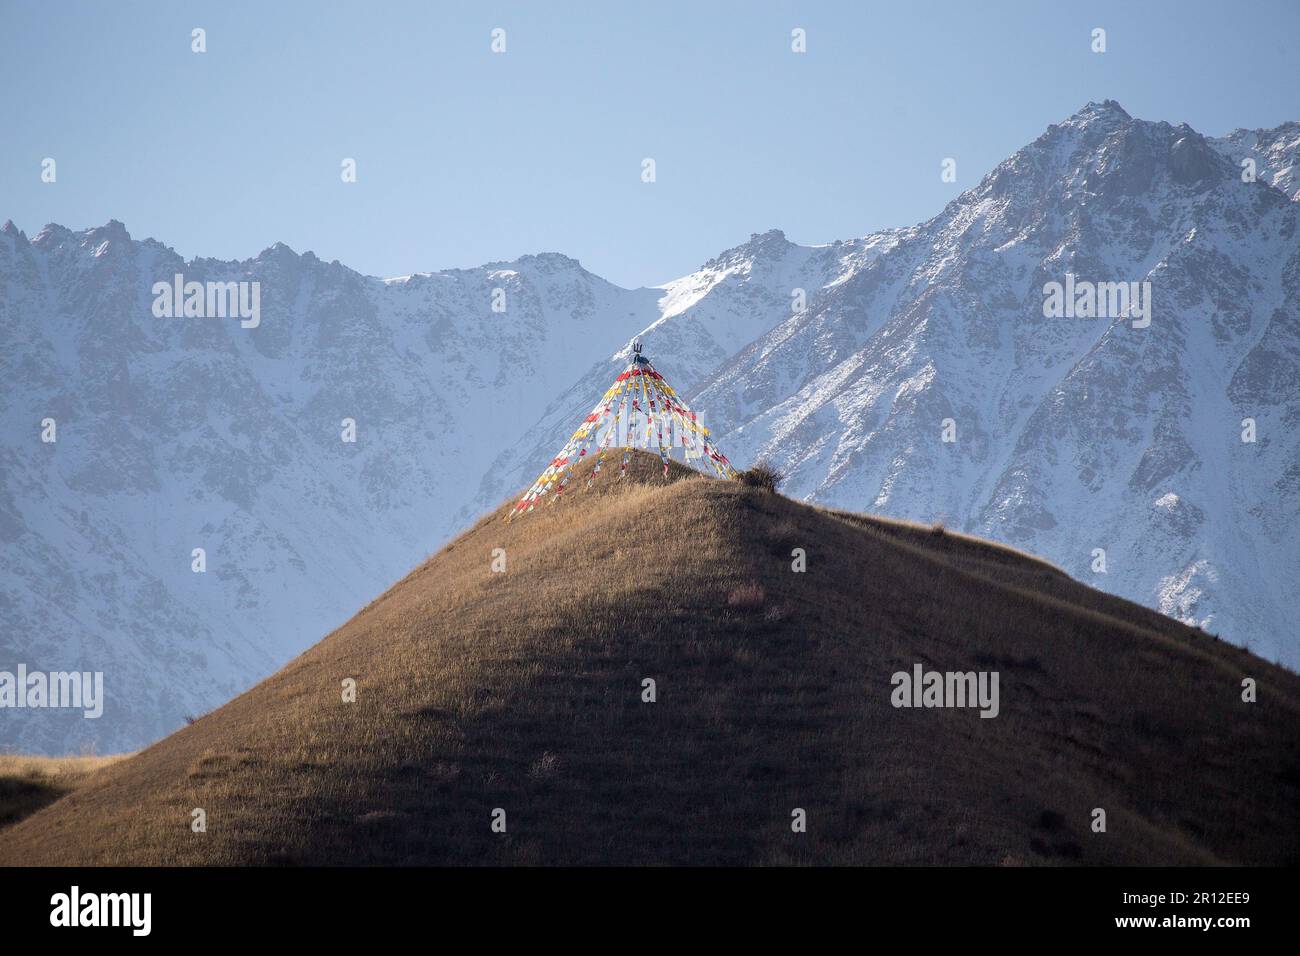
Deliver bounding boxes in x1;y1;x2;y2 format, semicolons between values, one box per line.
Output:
2;0;1297;288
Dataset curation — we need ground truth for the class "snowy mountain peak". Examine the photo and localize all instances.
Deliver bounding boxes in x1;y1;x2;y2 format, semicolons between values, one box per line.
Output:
701;228;793;271
513;251;583;268
1062;99;1133;128
30;222;75;248
254;240;301;263
973;104;1255;222
476;251;595;282
86;218;130;239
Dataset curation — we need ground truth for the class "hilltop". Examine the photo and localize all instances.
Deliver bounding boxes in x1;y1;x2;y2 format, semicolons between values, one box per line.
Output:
2;452;1296;866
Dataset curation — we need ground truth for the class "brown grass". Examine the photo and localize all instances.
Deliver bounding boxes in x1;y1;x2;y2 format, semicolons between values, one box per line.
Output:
0;754;126;831
2;450;1297;866
726;582;766;609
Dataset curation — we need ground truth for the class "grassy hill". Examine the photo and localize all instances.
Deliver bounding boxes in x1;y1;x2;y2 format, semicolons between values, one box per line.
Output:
3;451;1297;865
0;754;125;831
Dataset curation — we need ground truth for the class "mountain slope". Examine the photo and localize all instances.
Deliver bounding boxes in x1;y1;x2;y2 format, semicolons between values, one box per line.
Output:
1211;120;1300;199
2;453;1296;866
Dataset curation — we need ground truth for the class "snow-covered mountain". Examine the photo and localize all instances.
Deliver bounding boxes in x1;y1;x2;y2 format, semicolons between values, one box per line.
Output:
0;225;657;753
478;101;1300;668
3;101;1296;753
693;101;1299;667
1211;120;1300;200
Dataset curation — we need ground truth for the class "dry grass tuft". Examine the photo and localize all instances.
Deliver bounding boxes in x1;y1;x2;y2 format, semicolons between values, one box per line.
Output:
737;462;784;493
763;601;793;624
726;582;766;609
528;751;562;780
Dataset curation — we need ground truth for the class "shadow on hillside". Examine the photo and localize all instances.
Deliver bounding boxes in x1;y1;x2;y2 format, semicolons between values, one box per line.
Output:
0;775;70;831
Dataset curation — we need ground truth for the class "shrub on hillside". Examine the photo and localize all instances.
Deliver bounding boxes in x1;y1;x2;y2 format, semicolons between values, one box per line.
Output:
738;462;784;493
